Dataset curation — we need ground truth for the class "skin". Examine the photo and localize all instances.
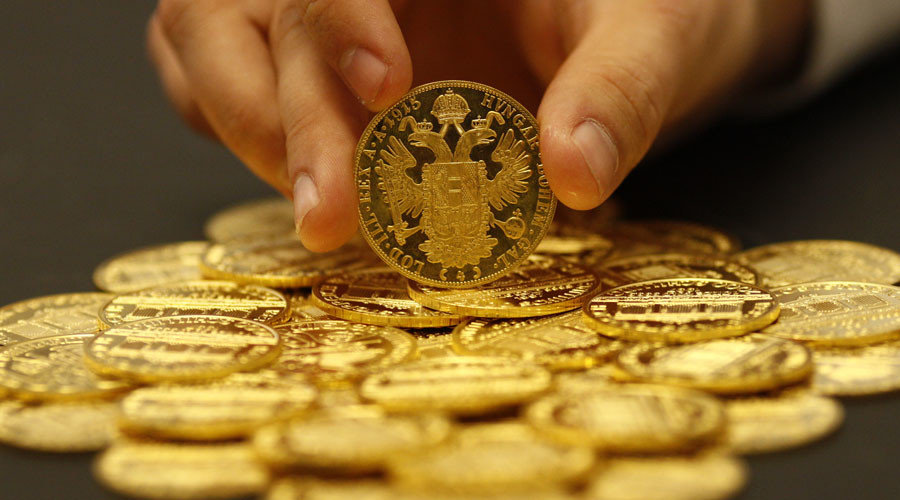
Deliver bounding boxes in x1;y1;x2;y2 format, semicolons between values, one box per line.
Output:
147;0;810;252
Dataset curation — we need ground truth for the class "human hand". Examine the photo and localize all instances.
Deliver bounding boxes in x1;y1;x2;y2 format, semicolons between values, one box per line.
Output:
148;0;809;251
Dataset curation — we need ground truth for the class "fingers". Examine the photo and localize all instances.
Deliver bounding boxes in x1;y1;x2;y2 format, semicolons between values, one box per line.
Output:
270;1;366;252
296;0;412;110
155;0;289;195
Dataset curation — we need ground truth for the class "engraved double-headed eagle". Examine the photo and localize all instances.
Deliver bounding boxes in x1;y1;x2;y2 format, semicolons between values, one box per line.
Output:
375;89;532;269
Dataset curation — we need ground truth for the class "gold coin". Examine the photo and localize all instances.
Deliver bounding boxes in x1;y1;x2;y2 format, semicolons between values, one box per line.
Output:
287;291;331;320
616;334;813;394
605;220;741;258
552;363;627;391
204;197;295;243
311;268;462;327
810;340;900;396
735;239;900;288
408;327;457;359
596;252;758;289
0;292;111;346
722;392;843;454
388;422;594;493
582;278;780;343
359;356;551;415
0;333;129;401
536;233;614;262
254;405;451;473
85;315;281;383
584;453;747;500
98;280;289;327
92;241;208;293
94;440;269;499
764;281;900;346
408;255;600;318
451;310;623;370
356;80;556;288
525;384;724;453
0;399;119;452
265;477;575;500
200;235;373;288
272;320;416;386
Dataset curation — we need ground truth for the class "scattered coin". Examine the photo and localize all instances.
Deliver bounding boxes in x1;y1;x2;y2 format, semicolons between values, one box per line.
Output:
549;200;622;236
0;292;111;346
582;278;780;343
596;252;758;289
204;197;295;243
265;477;575;500
605;220;741;258
552;363;626;391
356;80;556;288
92;241;208;293
810;340;900;396
0;399;120;452
286;292;331;320
536;233;614;263
408;327;457;359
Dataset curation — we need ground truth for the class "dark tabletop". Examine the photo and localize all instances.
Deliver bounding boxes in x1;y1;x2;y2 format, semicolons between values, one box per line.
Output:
1;2;899;499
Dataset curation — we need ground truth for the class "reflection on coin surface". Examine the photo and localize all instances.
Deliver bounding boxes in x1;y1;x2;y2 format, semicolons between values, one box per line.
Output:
582;278;779;343
597;253;758;290
311;268;462;327
204;197;295;243
360;356;551;415
200;236;373;288
536;233;614;263
388;422;594;493
93;241;208;293
408;255;600;318
765;281;900;346
94;440;269;500
287;292;331;320
584;454;747;500
0;333;128;400
99;280;289;327
265;477;575;500
525;384;724;453
811;340;900;396
0;292;111;346
616;334;812;394
408;327;457;359
605;220;741;258
0;400;120;452
356;80;556;288
254;406;451;473
85;315;281;383
272;320;416;386
736;240;900;288
723;393;843;454
452;310;622;370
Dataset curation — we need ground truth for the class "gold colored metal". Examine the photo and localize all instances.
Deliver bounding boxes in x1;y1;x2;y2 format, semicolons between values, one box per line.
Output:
311;268;462;327
736;239;900;288
94;440;269;499
408;327;457;359
810;339;900;396
356;80;556;288
584;453;748;500
552;363;625;391
265;478;575;500
387;422;594;493
605;220;741;258
84;315;281;383
408;255;600;318
93;241;208;293
204;197;295;243
451;310;623;370
98;280;289;327
596;252;758;290
525;384;725;453
582;278;780;343
0;333;129;401
359;356;551;415
0;399;119;452
254;405;451;473
536;234;614;263
0;292;111;346
765;281;900;346
722;392;843;454
200;235;374;288
616;334;813;394
287;291;331;320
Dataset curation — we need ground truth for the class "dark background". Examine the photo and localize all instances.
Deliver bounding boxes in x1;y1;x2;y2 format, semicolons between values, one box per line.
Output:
1;2;899;499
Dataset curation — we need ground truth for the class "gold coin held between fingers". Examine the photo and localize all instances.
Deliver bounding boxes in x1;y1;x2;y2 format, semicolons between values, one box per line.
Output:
0;292;112;346
0;399;120;452
596;252;758;290
311;268;462;327
408;255;600;318
204;197;295;243
615;334;813;395
735;239;900;288
356;80;556;288
84;315;281;383
582;278;780;343
604;220;741;258
810;339;900;396
92;241;208;293
764;281;900;346
98;280;289;327
525;384;725;453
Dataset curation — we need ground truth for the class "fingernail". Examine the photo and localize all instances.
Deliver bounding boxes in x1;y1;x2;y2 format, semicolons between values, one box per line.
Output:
572;119;619;196
293;173;319;235
339;47;388;105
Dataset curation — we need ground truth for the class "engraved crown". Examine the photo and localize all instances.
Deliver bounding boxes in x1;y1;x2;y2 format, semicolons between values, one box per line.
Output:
431;89;470;124
470;116;488;129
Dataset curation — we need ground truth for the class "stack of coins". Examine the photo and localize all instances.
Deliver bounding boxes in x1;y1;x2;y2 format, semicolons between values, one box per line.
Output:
0;81;898;500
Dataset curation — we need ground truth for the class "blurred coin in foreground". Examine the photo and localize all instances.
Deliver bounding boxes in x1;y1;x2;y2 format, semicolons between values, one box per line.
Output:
93;241;207;293
408;327;457;359
204;197;295;243
0;292;111;346
265;477;575;500
0;399;119;452
811;339;900;396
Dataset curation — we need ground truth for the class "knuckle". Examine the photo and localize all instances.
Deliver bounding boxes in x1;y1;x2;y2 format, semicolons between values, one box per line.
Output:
156;0;195;34
594;59;666;145
299;0;339;31
648;0;708;47
270;0;305;52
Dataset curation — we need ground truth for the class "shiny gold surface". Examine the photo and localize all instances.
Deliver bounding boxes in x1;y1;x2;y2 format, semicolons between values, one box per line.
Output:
408;327;457;359
811;339;900;396
723;393;844;454
0;400;120;452
605;220;741;258
535;233;614;263
93;241;208;293
597;252;758;290
356;80;555;288
0;292;111;346
286;292;331;320
204;197;295;243
583;278;780;343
